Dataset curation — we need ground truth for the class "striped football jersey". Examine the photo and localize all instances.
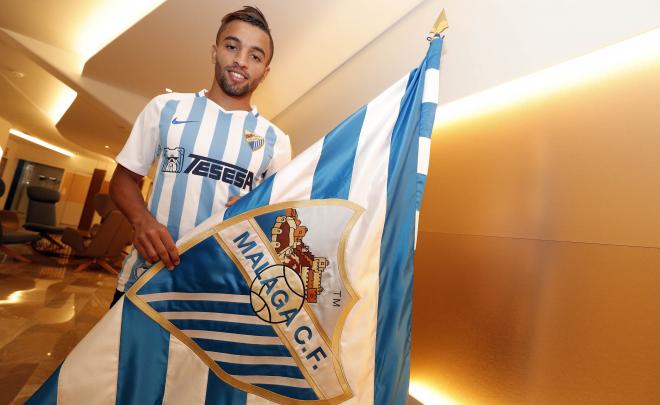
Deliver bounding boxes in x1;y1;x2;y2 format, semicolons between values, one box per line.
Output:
115;90;291;291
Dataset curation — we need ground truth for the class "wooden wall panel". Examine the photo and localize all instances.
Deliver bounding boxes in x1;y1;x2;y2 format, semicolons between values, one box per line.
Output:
58;173;91;226
78;169;106;230
411;232;660;404
423;57;660;248
410;38;660;404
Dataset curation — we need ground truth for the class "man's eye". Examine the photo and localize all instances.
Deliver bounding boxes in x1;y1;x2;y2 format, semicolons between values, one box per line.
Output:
251;54;262;62
225;44;237;50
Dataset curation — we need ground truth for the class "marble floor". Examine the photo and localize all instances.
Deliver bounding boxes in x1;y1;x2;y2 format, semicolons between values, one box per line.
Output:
0;250;116;404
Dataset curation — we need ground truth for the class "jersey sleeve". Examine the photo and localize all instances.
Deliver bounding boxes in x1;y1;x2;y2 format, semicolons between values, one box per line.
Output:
115;97;162;176
265;132;292;178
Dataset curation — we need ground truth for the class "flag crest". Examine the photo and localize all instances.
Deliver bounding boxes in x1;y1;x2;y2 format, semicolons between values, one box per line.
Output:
128;200;361;403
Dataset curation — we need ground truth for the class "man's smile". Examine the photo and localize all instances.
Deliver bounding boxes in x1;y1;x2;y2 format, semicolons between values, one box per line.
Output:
226;68;248;82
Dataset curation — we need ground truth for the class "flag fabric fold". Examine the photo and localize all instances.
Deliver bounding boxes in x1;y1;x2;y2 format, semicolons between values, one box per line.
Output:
27;34;443;405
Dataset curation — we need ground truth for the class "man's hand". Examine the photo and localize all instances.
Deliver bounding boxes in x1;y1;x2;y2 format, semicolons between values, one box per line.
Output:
110;164;180;271
226;195;241;207
132;212;180;270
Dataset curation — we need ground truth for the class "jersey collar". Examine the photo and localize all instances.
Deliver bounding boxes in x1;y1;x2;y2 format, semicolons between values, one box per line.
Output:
197;89;259;117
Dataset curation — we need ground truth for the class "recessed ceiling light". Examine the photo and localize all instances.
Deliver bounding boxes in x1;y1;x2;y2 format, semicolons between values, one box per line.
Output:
104;145;110;148
9;128;75;157
165;88;173;93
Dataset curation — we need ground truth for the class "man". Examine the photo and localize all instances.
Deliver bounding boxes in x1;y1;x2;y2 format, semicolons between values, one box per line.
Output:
109;6;291;306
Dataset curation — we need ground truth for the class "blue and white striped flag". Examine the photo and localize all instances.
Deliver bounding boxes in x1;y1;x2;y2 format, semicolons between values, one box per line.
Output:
27;34;443;405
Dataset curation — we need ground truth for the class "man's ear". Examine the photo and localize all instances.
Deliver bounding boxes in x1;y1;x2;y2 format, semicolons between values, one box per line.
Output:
211;44;217;64
260;66;271;83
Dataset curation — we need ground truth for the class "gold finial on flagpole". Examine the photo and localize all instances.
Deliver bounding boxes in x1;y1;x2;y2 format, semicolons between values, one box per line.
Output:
429;9;448;38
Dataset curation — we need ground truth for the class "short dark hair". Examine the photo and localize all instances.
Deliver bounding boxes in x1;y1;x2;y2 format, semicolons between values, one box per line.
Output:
216;6;274;64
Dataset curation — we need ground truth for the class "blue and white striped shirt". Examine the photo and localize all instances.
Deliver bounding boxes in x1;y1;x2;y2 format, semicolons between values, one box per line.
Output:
115;90;291;291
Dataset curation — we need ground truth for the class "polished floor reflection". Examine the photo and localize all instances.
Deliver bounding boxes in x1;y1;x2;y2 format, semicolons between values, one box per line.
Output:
0;254;116;404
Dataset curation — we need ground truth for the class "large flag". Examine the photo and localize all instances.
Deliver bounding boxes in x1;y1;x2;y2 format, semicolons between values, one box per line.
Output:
27;32;443;405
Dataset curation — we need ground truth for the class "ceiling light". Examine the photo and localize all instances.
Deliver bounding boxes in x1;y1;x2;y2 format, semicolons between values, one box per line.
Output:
9;69;25;79
104;145;109;148
165;88;173;93
435;27;660;128
74;0;165;61
9;128;75;157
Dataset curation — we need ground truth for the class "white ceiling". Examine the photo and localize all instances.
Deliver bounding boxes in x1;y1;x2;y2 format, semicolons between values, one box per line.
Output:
0;0;658;159
0;0;425;158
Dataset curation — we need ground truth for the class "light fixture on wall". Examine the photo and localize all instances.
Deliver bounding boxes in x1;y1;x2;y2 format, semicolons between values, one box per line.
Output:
8;128;75;157
435;27;660;128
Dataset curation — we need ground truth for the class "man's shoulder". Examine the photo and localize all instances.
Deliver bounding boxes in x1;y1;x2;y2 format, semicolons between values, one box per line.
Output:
254;113;289;140
145;91;198;110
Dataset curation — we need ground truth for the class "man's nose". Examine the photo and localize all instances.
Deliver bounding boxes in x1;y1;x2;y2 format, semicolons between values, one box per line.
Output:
233;50;249;67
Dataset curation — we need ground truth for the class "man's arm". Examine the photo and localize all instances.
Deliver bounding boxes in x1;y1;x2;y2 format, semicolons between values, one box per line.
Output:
110;164;180;270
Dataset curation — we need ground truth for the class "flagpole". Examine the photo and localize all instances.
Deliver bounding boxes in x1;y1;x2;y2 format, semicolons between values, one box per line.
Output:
429;9;448;38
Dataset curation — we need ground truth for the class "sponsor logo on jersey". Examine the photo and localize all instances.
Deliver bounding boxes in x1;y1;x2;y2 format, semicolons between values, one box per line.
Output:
183;153;254;190
161;147;185;173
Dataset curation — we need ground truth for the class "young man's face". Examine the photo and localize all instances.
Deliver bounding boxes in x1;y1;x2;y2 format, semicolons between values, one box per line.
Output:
212;20;272;99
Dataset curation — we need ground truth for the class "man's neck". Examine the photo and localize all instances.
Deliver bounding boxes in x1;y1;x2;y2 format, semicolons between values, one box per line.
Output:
206;85;252;112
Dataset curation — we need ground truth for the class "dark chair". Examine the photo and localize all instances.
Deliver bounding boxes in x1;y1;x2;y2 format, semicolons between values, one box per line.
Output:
23;185;66;248
62;194;133;274
0;180;40;263
0;211;40;263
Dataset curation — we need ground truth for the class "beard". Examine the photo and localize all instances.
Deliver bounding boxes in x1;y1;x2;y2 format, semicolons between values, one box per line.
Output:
215;63;255;97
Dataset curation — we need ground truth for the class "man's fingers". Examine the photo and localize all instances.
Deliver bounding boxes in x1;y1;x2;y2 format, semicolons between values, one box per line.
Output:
159;228;180;268
149;233;174;270
226;195;240;207
135;237;158;263
133;220;178;270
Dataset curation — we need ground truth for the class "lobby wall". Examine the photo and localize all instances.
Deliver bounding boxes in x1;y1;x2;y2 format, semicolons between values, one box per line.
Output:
0;125;116;227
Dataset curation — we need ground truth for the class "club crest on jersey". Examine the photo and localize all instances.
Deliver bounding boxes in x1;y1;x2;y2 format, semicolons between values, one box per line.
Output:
129;199;363;404
161;147;184;173
244;131;265;151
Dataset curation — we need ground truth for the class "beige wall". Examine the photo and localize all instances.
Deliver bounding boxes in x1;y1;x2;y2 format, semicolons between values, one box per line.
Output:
0;116;10;153
410;50;660;403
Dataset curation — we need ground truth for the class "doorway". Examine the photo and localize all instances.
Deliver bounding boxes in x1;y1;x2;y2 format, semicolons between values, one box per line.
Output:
3;160;64;216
